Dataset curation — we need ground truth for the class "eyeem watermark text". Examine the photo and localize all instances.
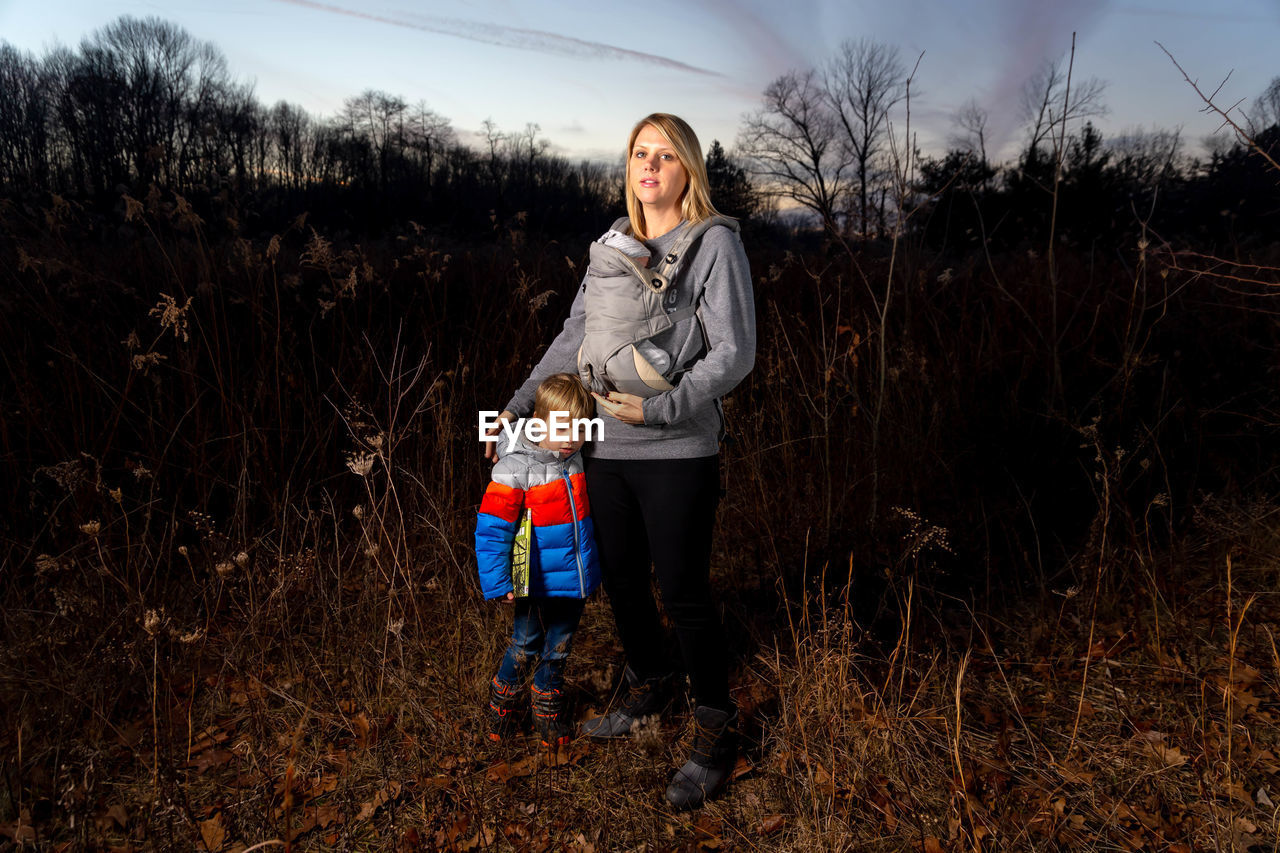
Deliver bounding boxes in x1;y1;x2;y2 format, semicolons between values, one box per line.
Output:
478;411;603;453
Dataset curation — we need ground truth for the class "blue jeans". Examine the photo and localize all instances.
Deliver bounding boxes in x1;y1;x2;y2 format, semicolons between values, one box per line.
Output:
495;597;586;692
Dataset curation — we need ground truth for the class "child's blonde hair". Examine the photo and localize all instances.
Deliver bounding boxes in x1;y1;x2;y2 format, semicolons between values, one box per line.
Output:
533;373;594;423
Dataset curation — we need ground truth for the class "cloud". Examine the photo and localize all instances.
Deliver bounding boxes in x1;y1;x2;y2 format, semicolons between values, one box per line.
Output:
978;0;1110;156
272;0;723;77
694;0;814;77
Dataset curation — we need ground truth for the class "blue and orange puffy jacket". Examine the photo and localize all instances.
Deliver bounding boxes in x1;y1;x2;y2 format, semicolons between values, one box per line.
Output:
474;433;601;599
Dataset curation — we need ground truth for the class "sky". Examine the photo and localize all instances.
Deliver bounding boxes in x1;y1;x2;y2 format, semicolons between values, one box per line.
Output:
1;0;1278;163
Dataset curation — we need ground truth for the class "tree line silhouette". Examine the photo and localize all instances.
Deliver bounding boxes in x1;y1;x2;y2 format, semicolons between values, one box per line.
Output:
0;16;746;237
3;16;1277;254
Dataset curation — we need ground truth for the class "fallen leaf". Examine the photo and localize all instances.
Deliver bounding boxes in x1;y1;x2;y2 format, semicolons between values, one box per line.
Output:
316;803;342;829
693;814;722;849
458;824;496;851
1220;779;1249;803
730;756;753;781
352;712;372;748
757;814;785;835
1131;731;1187;768
355;780;403;822
286;813;317;843
487;754;537;783
186;749;234;774
301;773;339;799
95;804;128;831
199;814;227;850
921;837;945;853
0;819;36;843
399;827;422;852
1056;762;1097;784
544;742;588;767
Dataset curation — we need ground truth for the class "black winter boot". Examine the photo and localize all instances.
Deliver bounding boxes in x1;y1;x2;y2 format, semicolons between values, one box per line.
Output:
532;685;573;747
487;677;527;742
664;705;738;810
579;666;673;741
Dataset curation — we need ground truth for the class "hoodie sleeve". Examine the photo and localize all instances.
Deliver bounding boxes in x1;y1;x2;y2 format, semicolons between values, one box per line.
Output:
474;456;526;599
502;277;588;417
641;227;756;427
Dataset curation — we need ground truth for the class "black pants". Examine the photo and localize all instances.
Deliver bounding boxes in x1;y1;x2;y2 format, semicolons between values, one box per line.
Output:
585;454;730;711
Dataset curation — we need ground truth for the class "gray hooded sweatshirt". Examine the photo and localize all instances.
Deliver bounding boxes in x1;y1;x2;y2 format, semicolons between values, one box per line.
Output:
503;220;755;460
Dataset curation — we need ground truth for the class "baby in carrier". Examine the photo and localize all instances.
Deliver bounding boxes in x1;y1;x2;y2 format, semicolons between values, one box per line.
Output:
577;217;739;400
578;228;676;398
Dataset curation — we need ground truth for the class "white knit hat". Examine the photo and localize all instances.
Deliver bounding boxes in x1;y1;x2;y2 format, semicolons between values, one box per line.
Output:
597;229;649;259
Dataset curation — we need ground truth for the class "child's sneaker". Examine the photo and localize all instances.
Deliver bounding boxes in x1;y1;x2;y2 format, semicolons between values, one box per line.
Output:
488;677;527;742
532;685;573;747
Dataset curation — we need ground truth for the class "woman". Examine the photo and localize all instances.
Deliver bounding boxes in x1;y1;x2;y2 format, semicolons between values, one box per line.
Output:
484;113;755;809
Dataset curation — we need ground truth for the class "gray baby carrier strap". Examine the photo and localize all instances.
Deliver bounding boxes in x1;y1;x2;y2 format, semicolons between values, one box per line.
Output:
578;215;739;398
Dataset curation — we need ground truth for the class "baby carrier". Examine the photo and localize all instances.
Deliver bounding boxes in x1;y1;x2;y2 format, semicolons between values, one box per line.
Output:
578;215;740;398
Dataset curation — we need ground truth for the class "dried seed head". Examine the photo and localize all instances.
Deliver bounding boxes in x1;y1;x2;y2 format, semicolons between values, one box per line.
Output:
122;194;144;222
142;609;163;635
80;521;101;536
149;293;193;343
215;561;235;578
346;452;375;477
234;551;249;568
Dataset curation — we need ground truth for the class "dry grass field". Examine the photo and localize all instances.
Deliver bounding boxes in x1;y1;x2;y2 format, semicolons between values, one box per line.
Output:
3;188;1280;851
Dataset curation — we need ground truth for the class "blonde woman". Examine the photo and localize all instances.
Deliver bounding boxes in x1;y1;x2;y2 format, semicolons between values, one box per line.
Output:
485;113;755;809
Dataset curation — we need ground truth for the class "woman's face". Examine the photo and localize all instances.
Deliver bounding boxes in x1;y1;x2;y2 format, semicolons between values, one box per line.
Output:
629;124;687;216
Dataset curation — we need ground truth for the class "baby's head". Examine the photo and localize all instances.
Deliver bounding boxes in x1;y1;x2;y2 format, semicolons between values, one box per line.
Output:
532;373;596;458
599;229;650;268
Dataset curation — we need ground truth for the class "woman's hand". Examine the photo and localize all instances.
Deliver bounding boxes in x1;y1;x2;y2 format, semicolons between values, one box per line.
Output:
483;410;515;462
593;391;644;425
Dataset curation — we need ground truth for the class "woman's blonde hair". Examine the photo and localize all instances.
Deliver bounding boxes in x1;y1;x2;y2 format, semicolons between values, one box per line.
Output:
533;373;594;423
624;113;722;240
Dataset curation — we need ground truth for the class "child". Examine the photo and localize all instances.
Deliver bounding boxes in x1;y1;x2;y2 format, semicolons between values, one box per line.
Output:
474;373;602;746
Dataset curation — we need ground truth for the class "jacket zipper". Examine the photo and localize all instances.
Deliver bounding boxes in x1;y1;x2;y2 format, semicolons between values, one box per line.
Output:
561;469;587;595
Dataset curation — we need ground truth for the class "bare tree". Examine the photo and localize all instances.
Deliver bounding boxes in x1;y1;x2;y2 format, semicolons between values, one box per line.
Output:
1250;76;1280;132
1021;57;1107;163
269;100;310;190
83;16;230;189
505;122;548;193
404;101;453;188
1107;128;1183;190
479;118;505;187
824;38;906;237
341;89;409;190
737;69;846;232
0;44;51;190
949;97;990;164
